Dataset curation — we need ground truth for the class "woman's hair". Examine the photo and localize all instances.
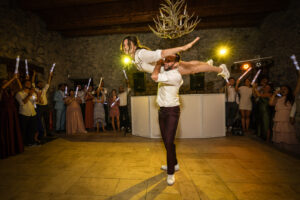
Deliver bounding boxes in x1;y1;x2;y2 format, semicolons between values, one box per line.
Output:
244;78;252;87
110;89;117;98
175;53;181;62
281;85;294;105
264;83;274;93
22;79;31;87
120;36;149;52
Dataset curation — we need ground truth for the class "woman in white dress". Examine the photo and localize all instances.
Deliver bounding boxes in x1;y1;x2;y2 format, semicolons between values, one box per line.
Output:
120;36;230;79
236;78;253;133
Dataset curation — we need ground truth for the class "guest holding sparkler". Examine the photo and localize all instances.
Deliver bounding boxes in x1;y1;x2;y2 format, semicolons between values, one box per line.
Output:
99;80;109;126
93;88;106;132
65;89;87;135
236;78;253;133
290;56;300;137
253;83;273;141
109;89;120;132
85;85;94;130
270;85;299;153
54;84;66;133
291;69;300;138
32;70;54;137
15;80;39;145
222;77;239;133
77;85;86;123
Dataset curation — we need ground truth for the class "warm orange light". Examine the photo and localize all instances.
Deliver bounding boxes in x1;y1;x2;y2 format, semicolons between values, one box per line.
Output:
242;63;250;70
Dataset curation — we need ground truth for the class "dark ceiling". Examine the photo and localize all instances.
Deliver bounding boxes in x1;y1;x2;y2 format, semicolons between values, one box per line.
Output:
17;0;289;37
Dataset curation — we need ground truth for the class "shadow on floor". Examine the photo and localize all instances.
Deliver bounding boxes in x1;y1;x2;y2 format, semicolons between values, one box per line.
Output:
106;172;166;200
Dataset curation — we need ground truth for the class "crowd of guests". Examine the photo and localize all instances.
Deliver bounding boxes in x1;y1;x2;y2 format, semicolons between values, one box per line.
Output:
2;67;299;159
0;71;53;158
0;71;131;159
54;80;131;135
224;71;300;154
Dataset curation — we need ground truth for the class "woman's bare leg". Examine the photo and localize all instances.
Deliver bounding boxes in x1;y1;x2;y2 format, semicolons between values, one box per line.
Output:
111;117;116;131
116;116;120;131
102;123;106;132
96;122;99;133
240;110;246;131
245;110;251;131
178;61;222;75
34;132;40;143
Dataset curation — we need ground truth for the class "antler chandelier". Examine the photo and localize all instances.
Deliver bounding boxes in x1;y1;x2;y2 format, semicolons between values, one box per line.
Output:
149;0;201;39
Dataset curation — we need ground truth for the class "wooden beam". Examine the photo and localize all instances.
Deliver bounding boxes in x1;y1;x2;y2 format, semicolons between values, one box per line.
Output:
18;0;126;10
42;1;286;31
61;14;265;37
47;12;156;31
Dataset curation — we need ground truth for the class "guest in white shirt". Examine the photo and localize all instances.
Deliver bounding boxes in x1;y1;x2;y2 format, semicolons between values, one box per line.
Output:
225;77;238;132
15;80;39;145
118;80;131;134
151;54;183;186
120;36;230;79
32;71;53;137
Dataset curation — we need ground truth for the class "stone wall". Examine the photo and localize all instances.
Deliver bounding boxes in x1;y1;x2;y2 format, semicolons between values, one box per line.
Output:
1;0;299;99
0;7;68;105
260;0;300;88
0;7;264;97
64;28;262;95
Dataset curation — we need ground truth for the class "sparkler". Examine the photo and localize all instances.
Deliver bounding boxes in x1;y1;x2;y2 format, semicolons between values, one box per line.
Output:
251;69;262;85
290;55;300;70
14;56;20;74
238;67;252;81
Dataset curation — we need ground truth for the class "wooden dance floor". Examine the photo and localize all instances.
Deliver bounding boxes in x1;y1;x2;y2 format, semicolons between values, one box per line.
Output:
0;132;300;200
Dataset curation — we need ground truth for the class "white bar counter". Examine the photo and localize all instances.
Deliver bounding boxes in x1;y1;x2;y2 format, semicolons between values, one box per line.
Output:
131;94;226;138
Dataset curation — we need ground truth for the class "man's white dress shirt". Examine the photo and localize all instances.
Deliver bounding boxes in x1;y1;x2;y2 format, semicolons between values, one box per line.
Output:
156;68;183;107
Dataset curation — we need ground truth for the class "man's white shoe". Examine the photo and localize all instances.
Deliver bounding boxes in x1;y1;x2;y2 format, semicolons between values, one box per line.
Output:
167;174;175;185
161;164;180;171
218;64;230;80
207;59;214;66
